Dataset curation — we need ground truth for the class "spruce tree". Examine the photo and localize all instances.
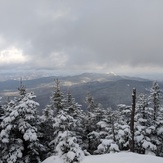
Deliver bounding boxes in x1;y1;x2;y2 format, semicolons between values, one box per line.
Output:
52;104;85;162
149;81;163;155
150;81;162;121
94;108;119;154
50;79;65;114
116;104;131;150
156;106;163;156
149;81;163;156
41;79;66;157
0;83;44;163
65;90;85;148
134;93;156;154
85;93;96;112
84;94;119;154
55;130;84;163
41;80;85;162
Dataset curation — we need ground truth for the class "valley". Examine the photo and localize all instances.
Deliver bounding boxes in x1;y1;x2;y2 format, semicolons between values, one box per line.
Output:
0;73;159;112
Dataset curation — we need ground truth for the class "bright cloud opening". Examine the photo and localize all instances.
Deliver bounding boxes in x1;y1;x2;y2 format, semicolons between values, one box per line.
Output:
0;47;28;65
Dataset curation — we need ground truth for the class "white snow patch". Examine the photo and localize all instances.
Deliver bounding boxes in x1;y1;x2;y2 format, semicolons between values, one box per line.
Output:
23;129;37;141
42;156;63;163
67;151;76;161
142;141;156;150
42;152;163;163
157;127;163;134
118;129;125;136
135;134;144;143
110;143;119;152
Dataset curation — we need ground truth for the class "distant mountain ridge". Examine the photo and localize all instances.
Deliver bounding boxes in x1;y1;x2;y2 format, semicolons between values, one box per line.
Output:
0;73;160;112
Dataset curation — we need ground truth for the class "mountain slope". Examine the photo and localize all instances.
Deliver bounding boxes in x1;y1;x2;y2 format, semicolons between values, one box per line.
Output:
0;73;158;111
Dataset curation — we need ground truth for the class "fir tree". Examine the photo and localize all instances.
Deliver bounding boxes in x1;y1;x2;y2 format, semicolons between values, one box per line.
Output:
134;93;156;154
66;90;82;119
41;80;85;161
55;130;84;163
0;84;44;163
156;106;163;156
50;79;65;114
116;104;131;151
94;108;119;154
149;81;163;155
86;104;107;154
150;81;162;121
85;93;96;112
40;79;66;157
65;90;85;148
53;108;84;162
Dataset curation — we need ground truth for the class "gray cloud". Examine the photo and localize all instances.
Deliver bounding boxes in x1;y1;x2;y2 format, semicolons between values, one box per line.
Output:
0;0;163;74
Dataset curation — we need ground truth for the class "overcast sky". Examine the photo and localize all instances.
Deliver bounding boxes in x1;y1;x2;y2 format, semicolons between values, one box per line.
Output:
0;0;163;76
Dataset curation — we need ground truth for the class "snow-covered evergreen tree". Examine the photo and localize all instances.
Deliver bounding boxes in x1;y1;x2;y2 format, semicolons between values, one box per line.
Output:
95;139;119;154
87;105;108;154
53;108;84;162
116;104;131;151
134;82;163;156
156;106;163;156
84;95;119;155
136;94;151;126
83;95;100;154
49;79;65;114
0;97;19;162
40;79;66;157
55;130;84;163
85;93;96;112
65;90;85;148
134;93;156;154
66;90;82;118
41;80;85;161
150;81;162;121
0;84;44;163
94;108;119;154
149;81;163;156
52;88;85;161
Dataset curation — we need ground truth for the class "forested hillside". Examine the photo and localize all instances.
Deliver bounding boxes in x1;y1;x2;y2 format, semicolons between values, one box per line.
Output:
0;73;159;111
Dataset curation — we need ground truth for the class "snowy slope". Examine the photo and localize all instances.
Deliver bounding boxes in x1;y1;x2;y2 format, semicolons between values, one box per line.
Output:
42;152;163;163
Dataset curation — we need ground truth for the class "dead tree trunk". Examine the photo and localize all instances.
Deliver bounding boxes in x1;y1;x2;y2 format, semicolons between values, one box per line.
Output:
130;88;136;152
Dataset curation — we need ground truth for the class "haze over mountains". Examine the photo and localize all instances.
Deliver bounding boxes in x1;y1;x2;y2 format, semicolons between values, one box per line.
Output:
0;73;161;112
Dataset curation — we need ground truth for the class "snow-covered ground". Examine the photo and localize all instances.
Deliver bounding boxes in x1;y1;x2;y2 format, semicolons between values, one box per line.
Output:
42;152;163;163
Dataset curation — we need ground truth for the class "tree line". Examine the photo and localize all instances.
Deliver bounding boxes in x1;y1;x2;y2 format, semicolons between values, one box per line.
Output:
0;79;163;163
